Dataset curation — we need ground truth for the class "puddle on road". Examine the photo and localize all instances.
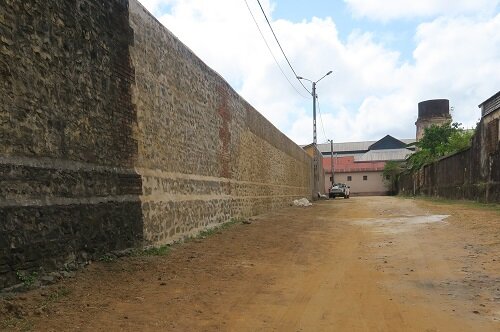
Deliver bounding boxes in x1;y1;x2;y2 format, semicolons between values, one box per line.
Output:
353;215;450;234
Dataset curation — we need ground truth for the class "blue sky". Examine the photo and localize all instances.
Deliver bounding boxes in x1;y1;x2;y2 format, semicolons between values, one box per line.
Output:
273;0;416;60
139;0;500;144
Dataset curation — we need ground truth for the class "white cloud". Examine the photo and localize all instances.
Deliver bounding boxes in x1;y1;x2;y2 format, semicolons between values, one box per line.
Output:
137;0;169;15
344;0;499;21
411;15;500;125
136;0;500;145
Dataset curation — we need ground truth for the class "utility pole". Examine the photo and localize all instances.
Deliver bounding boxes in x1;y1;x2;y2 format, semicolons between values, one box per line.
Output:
329;139;334;187
312;82;318;196
296;71;332;144
312;82;317;145
297;71;332;198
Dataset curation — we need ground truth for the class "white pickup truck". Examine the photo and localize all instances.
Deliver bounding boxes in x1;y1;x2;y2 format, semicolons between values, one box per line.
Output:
329;183;350;199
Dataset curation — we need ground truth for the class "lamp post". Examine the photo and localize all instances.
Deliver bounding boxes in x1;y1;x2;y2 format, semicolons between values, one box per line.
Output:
297;71;333;196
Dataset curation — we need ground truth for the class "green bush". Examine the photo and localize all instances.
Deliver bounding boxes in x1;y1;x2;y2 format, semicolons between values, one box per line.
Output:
406;121;474;172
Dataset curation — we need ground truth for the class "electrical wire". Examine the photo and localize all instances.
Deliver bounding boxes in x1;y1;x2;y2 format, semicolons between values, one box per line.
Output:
243;0;309;99
255;0;312;95
316;95;328;142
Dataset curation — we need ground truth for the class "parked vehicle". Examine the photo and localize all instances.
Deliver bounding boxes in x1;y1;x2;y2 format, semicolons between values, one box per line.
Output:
329;183;350;199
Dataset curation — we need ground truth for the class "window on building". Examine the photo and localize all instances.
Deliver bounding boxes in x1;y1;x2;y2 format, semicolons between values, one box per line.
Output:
363;175;368;181
347;176;352;181
330;176;333;182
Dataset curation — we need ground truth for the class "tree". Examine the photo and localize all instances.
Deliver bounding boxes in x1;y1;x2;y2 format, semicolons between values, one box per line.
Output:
382;160;403;194
406;121;474;172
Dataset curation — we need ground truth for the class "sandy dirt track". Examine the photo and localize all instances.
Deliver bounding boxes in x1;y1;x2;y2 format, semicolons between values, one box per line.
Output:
1;196;499;331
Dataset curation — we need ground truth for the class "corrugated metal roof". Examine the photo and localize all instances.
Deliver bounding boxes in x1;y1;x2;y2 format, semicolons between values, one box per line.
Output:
478;90;500;107
325;153;362;158
317;141;375;154
318;138;416;154
479;91;500;117
354;149;414;162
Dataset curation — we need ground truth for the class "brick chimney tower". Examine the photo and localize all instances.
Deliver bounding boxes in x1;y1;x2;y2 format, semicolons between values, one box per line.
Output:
415;99;452;140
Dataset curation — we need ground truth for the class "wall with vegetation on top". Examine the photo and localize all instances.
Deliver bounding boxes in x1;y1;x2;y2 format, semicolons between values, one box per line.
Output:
399;108;499;202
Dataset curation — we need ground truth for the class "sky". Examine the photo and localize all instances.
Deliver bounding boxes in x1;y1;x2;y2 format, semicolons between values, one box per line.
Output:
137;0;500;145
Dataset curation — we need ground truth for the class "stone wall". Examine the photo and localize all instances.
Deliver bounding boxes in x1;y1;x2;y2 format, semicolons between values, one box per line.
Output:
0;0;313;288
129;1;312;245
1;0;138;165
399;108;500;202
0;0;144;289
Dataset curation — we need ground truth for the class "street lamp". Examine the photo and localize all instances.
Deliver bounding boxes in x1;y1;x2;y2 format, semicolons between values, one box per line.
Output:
297;70;332;146
297;71;333;197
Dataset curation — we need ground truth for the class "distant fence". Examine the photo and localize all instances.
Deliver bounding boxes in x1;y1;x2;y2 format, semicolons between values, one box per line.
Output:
398;109;499;203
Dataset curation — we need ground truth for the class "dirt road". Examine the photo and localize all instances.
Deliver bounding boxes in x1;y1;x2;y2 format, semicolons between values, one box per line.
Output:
1;196;499;331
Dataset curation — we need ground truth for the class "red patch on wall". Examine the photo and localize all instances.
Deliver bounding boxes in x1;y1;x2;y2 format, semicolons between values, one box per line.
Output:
217;85;231;178
322;156;385;172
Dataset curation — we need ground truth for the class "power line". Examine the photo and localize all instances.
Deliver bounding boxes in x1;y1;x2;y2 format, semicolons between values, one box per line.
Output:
255;0;311;95
316;95;328;142
243;0;308;98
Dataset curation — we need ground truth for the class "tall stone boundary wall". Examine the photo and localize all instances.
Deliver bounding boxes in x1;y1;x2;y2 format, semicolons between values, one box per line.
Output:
128;1;312;245
0;0;312;288
0;0;144;289
399;109;500;202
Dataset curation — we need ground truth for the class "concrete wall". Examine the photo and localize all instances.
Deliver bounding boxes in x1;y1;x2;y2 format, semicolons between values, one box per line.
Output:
303;145;325;197
0;0;312;289
399;109;499;202
330;171;387;196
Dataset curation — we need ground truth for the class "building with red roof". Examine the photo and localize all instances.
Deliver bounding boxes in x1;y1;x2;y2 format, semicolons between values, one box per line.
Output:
317;135;415;196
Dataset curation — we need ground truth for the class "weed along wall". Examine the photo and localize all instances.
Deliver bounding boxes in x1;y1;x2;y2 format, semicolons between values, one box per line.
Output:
0;0;312;289
128;1;312;245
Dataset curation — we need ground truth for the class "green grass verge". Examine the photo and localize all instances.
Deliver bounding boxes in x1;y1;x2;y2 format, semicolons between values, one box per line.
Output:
38;287;71;310
134;218;243;256
194;218;243;239
99;218;245;260
140;245;171;256
398;195;500;212
0;289;70;332
98;254;115;263
0;317;33;332
16;271;38;287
